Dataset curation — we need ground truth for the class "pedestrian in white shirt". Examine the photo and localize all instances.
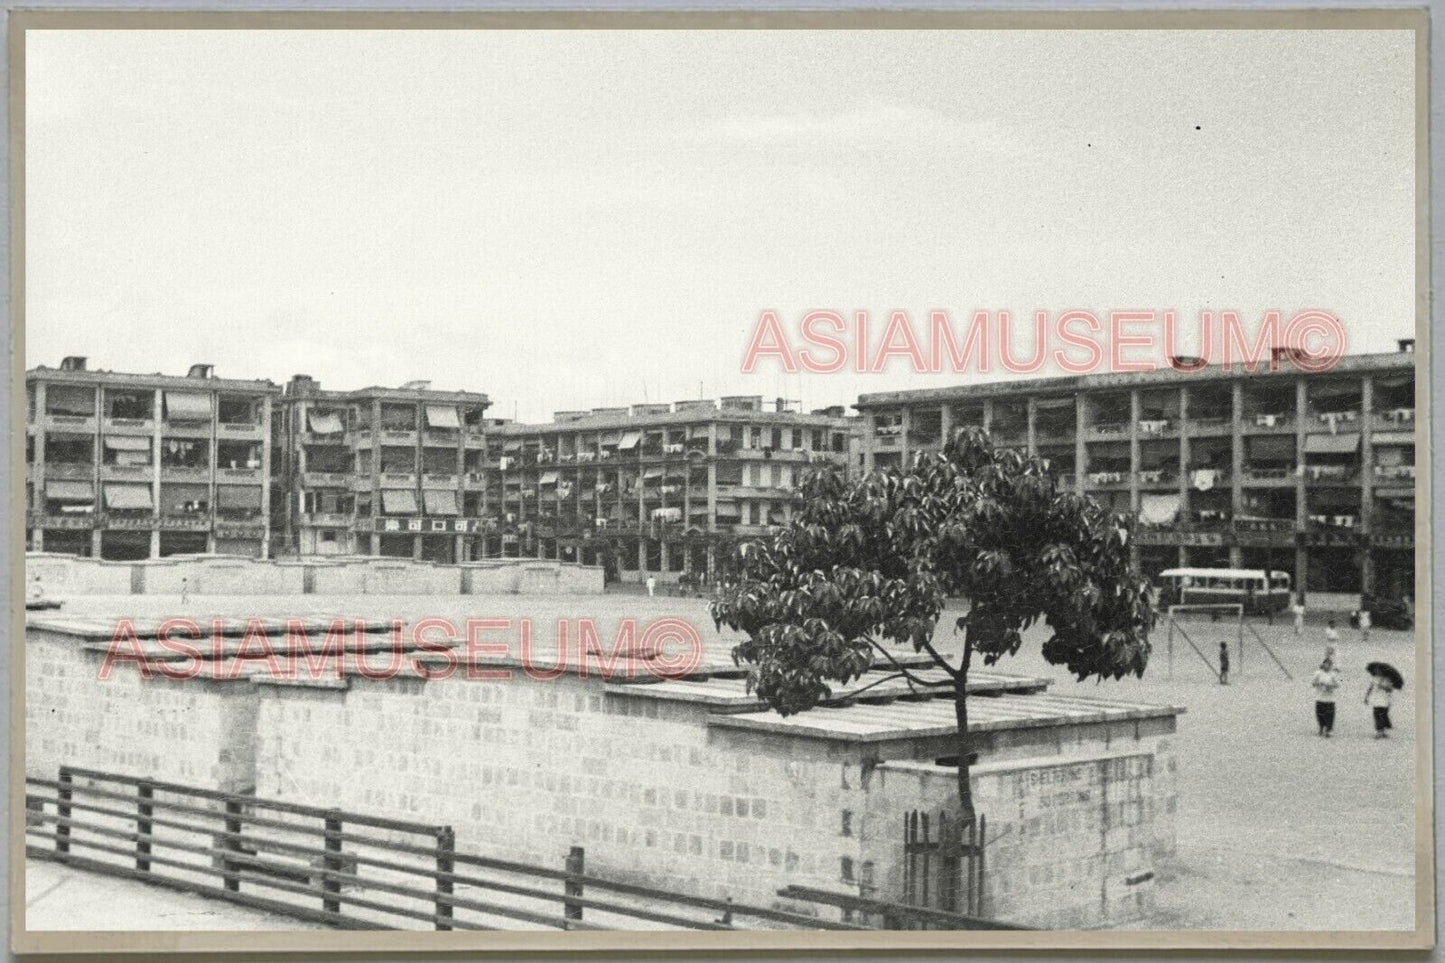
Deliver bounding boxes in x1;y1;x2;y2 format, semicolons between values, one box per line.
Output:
1366;677;1395;738
1311;659;1340;737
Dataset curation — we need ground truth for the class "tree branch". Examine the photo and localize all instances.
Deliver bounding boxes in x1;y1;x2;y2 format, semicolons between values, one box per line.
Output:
866;637;955;687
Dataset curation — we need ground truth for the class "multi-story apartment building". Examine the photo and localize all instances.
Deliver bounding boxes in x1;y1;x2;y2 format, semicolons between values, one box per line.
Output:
271;375;493;562
854;347;1417;603
485;397;855;581
25;357;278;560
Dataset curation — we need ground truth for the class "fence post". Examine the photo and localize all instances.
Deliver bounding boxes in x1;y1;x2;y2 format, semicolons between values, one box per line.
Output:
975;814;988;918
222;798;244;892
563;845;585;925
55;768;73;854
435;826;455;931
322;810;343;915
135;780;154;872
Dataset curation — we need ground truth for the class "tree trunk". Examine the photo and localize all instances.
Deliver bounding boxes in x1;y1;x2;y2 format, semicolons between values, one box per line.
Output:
953;635;977;827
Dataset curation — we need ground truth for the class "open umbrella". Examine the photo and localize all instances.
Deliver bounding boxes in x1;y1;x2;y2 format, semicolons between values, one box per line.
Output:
1366;661;1404;690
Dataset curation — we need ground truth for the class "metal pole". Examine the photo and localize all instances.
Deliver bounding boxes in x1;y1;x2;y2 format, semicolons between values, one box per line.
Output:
563;845;585;925
322;810;343;914
135;780;154;872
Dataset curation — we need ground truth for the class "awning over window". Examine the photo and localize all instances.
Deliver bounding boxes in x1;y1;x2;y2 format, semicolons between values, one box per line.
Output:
423;490;459;516
424;405;460;429
618;431;642;450
164;391;213;422
308;410;344;434
538;471;559;485
103;436;151;452
47;480;94;501
381;490;418;514
216;485;263;510
643;468;664;480
1304;433;1360;455
103;483;153;510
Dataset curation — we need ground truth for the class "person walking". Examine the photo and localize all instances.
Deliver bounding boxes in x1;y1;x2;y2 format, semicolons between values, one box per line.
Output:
1358;607;1372;643
645;575;656;598
1218;641;1230;685
1311;658;1340;736
180;576;190;606
1292;595;1306;636
1365;674;1395;738
1324;618;1339;647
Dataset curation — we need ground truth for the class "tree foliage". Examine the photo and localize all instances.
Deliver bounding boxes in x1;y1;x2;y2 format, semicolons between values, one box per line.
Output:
710;428;1157;717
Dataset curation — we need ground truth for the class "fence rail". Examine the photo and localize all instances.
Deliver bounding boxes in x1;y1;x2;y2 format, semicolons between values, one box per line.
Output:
25;766;864;932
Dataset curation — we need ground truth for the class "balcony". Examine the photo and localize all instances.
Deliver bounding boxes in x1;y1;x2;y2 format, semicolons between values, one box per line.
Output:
217;467;264;484
422;430;460;448
1088;422;1129;439
349;476;374;493
379;472;418;488
1136;419;1175;437
104;513;157;530
217;421;264;440
103;417;153;435
100;464;153;482
1136;469;1175;488
1301;464;1355;484
379;429;418;445
1372;464;1416;484
1241;465;1296;485
1084;470;1129;489
1374;407;1415;427
45;414;97;434
27;510;95;530
1231;516;1296;547
302;471;352;488
422;473;459;489
160;420;212;439
157;514;213;532
214;519;267;538
463;432;488;450
160;465;211;483
1243;413;1293;433
44;462;95;480
302;512;351;527
1187;415;1232;436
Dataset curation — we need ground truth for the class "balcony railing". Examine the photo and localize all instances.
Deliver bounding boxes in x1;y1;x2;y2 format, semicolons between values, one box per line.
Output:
302;471;352;487
44;413;97;432
1302;464;1354;482
157;514;213;531
1245;413;1292;431
102;417;153;434
99;464;153;481
1188;415;1231;434
1373;464;1416;481
160;466;211;482
1242;465;1295;482
44;462;95;480
1374;407;1415;425
27;511;95;530
217;467;264;483
218;422;264;438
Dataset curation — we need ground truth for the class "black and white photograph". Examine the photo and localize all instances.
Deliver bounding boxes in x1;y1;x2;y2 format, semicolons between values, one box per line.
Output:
11;11;1432;954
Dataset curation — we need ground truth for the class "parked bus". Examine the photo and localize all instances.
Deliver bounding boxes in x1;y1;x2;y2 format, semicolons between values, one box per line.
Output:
1157;568;1292;614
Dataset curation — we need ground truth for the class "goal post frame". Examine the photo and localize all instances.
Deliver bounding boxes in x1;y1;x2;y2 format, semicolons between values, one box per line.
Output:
1164;603;1244;680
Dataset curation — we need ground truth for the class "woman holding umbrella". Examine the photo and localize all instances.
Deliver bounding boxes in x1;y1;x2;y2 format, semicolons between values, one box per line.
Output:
1365;662;1403;738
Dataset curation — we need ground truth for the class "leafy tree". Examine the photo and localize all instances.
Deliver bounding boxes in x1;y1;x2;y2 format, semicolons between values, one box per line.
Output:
710;427;1156;824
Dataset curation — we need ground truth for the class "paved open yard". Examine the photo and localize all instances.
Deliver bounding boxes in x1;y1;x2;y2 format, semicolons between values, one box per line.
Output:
31;591;1421;931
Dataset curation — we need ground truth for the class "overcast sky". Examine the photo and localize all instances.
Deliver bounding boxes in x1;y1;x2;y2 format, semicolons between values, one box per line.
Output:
24;28;1415;421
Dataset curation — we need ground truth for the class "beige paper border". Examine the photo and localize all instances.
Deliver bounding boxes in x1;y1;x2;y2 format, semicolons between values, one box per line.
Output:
6;7;1433;955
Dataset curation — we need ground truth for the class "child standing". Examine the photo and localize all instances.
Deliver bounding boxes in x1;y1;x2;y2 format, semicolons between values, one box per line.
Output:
1366;676;1395;738
1311;659;1340;736
1324;618;1339;647
1218;641;1230;685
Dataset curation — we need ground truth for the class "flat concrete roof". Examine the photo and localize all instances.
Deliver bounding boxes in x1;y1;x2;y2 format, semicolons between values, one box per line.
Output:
708;691;1184;744
27;613;395;641
604;666;1049;712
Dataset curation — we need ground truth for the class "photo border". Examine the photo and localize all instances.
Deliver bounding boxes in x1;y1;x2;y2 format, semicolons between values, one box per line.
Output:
5;6;1433;955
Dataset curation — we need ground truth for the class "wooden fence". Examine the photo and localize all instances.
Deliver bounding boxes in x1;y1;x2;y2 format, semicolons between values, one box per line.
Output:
25;766;864;932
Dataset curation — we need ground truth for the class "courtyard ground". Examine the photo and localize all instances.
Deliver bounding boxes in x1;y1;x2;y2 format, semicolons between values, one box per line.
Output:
28;591;1422;932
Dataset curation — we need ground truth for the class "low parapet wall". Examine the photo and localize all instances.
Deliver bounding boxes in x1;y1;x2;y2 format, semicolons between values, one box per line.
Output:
25;552;604;596
25;614;1182;930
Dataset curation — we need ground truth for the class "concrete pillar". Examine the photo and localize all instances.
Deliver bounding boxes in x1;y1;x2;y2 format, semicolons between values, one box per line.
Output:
1294;379;1309;598
259;394;273;559
1177;386;1191;539
1026;396;1037;455
151;388;164;559
1359;375;1375;596
1073;395;1086;495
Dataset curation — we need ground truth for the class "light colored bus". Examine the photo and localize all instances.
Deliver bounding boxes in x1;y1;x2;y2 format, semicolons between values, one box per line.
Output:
1157;568;1292;614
